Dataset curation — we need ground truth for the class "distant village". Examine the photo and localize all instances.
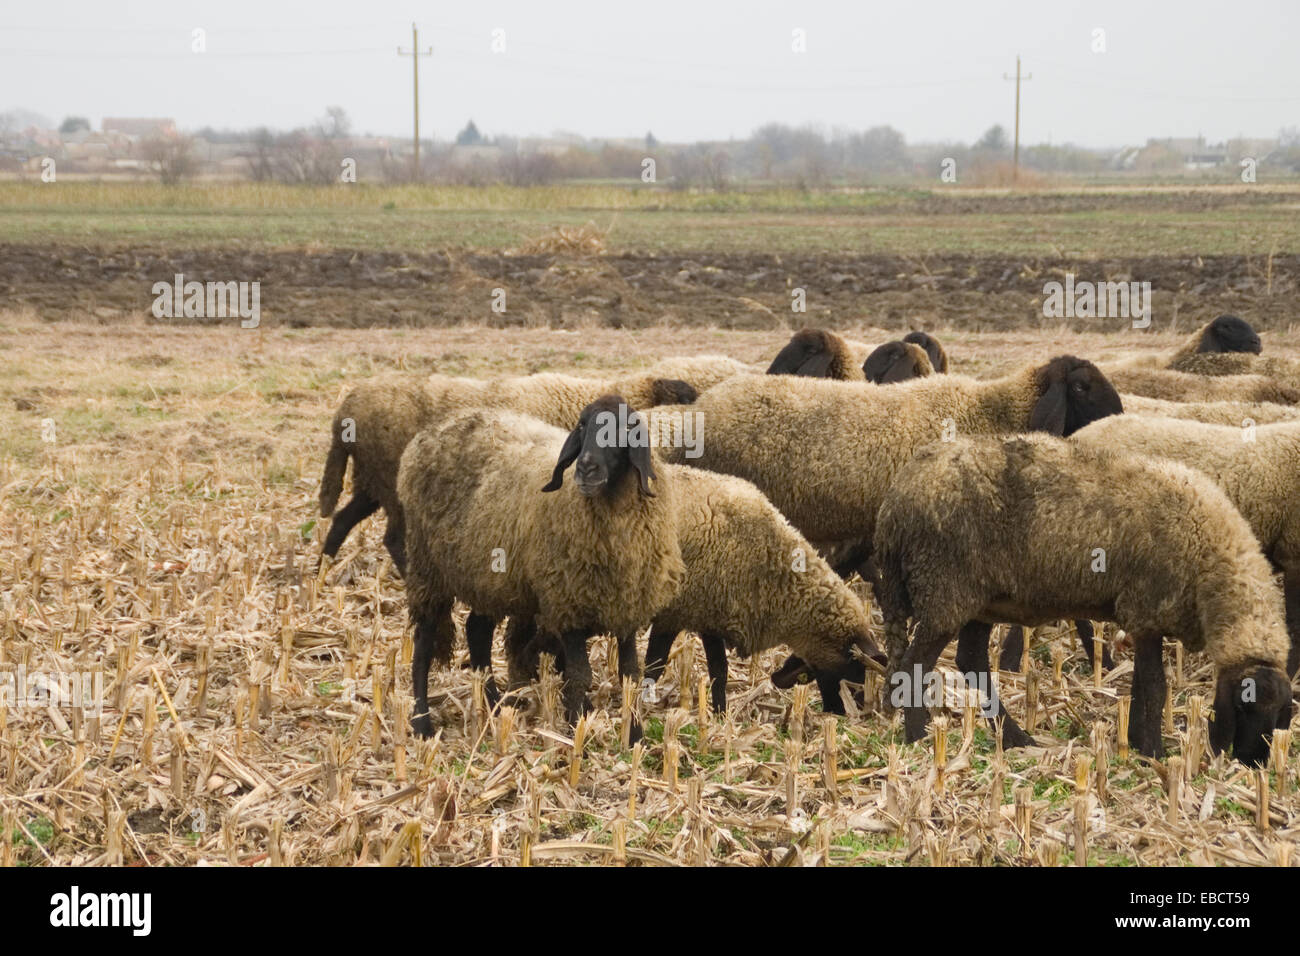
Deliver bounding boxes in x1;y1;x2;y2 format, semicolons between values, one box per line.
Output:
1;108;1297;184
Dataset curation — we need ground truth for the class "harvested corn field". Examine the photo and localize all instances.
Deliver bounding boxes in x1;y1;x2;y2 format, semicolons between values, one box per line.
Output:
2;314;1298;867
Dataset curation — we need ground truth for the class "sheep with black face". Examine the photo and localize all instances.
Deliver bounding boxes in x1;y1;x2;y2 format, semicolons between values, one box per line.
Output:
320;355;746;573
873;434;1293;764
902;330;950;374
662;356;1122;551
766;328;872;381
862;341;935;384
397;395;685;737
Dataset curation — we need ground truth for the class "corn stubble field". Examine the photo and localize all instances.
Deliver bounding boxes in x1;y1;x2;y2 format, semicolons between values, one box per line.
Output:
2;310;1299;868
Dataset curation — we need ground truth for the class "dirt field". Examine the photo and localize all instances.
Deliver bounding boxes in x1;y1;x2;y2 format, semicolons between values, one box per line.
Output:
4;243;1299;332
2;313;1297;866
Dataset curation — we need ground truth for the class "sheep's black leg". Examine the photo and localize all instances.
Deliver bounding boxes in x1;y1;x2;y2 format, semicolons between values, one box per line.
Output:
559;629;593;723
410;598;454;738
504;616;539;688
998;626;1026;672
320;494;379;563
701;633;729;712
1130;634;1167;758
643;624;676;685
956;621;1034;748
615;630;644;745
465;612;501;708
894;624;952;743
382;514;407;577
1284;571;1300;679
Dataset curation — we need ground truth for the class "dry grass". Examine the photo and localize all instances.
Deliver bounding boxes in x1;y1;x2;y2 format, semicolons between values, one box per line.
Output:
512;221;612;257
2;312;1298;866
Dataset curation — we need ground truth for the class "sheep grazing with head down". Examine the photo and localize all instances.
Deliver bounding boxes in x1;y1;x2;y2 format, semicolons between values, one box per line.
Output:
638;467;886;713
873;434;1293;764
397;395;686;737
766;328;872;381
861;341;934;384
320;355;746;573
1072;416;1300;676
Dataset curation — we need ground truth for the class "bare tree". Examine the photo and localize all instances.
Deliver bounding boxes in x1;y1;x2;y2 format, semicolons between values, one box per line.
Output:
140;135;198;184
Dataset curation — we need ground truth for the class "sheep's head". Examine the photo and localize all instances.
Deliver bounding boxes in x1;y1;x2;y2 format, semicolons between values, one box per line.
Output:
862;341;934;384
1029;356;1123;437
766;328;845;378
903;330;950;373
1199;314;1261;355
542;394;657;498
649;378;699;406
1209;663;1293;767
770;634;888;715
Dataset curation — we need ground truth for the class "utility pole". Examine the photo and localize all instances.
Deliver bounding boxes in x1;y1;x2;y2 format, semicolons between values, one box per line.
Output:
1002;55;1032;182
397;23;433;180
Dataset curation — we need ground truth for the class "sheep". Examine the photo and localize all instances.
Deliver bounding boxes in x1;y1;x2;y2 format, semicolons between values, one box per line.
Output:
766;328;871;381
873;434;1293;764
1119;394;1300;425
862;341;935;384
1072;416;1300;677
1167;352;1300;387
991;392;1300;675
903;330;950;374
397;395;686;737
1104;366;1299;405
661;356;1122;551
319;355;747;573
1102;315;1263;374
635;466;886;713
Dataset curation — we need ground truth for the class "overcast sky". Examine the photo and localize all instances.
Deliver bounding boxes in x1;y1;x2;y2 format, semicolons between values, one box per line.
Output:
3;0;1298;147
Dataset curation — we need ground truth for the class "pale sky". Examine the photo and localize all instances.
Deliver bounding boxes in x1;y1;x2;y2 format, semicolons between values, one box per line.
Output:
3;0;1297;147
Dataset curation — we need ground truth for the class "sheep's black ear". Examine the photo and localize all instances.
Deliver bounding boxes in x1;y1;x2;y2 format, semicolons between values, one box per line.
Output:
863;343;901;384
766;339;809;375
1201;315;1261;355
771;654;812;688
626;412;657;497
1029;377;1069;436
1208;673;1239;755
793;350;833;378
650;378;698;406
879;354;919;384
541;427;582;492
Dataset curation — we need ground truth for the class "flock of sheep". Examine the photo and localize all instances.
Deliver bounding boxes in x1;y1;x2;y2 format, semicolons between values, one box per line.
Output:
317;315;1300;768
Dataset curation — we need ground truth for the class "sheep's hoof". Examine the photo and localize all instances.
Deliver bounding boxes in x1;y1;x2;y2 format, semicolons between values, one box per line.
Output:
627;719;643;747
483;677;502;709
411;712;436;739
902;710;931;744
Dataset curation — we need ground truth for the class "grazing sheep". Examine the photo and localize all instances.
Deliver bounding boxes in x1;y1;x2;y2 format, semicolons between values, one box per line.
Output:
638;467;886;712
862;341;935;384
398;395;685;736
1104;367;1299;405
873;434;1293;764
903;330;950;374
662;356;1122;549
766;328;870;381
319;355;746;572
1072;416;1300;676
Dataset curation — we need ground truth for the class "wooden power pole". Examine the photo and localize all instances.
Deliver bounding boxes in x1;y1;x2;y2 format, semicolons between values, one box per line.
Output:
1002;55;1032;182
397;23;433;179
